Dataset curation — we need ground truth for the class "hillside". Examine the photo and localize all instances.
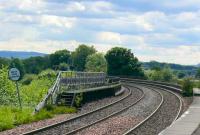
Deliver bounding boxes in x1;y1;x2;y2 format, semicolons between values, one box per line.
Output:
142;61;198;76
0;51;46;59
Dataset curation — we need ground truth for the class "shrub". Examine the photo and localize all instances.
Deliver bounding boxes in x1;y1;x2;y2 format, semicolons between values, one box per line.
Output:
38;69;57;79
33;109;53;121
58;63;69;71
75;93;83;107
20;74;37;85
182;78;193;96
51;106;77;114
0;66;17;106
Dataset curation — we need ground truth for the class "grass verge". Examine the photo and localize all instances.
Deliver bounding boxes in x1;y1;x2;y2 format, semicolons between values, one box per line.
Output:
0;105;77;132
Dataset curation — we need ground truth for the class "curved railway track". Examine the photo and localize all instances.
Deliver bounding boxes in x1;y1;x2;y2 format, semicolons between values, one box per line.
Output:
74;83;163;135
121;80;182;135
21;79;183;135
22;86;144;135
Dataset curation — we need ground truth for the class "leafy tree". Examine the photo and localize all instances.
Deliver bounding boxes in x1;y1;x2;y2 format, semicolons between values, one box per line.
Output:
9;58;25;79
196;68;200;79
85;53;107;72
49;50;71;70
58;63;69;71
105;47;144;77
23;56;49;74
0;57;10;67
72;45;96;71
177;71;186;79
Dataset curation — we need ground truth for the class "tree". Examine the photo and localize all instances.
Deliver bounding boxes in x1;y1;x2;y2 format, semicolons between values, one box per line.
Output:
23;56;49;74
72;45;96;71
196;68;200;79
9;58;25;80
0;57;10;67
49;50;71;70
105;47;144;77
85;53;107;72
177;71;186;79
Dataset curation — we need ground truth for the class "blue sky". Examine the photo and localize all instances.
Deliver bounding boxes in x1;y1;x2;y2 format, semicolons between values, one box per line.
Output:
0;0;200;65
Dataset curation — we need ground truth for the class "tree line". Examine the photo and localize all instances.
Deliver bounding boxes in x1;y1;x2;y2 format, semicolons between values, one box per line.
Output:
0;45;145;79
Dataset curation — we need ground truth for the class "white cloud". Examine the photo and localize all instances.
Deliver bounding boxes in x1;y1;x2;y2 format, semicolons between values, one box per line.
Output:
96;32;122;44
65;2;86;12
135;45;200;65
87;1;114;13
40;15;76;28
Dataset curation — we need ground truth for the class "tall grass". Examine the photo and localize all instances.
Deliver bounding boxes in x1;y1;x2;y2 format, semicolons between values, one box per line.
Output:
0;106;77;132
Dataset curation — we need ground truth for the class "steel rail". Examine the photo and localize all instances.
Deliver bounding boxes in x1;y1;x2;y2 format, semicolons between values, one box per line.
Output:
64;85;145;135
122;83;164;135
121;81;182;135
22;86;132;135
121;78;183;122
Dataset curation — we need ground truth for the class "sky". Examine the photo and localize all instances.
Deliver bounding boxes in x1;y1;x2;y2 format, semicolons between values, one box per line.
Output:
0;0;200;65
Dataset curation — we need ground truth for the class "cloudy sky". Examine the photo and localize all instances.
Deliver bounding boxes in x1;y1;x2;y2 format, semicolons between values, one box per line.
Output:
0;0;200;65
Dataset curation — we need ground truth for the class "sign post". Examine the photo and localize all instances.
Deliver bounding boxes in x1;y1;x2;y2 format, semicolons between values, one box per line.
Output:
9;68;22;110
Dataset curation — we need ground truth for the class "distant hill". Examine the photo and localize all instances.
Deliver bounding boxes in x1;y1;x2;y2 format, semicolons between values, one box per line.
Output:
142;61;197;71
0;51;46;59
142;61;198;76
196;64;200;67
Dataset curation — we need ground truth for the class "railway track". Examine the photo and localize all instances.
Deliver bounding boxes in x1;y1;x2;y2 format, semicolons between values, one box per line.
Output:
121;80;182;135
74;83;163;135
21;79;183;135
22;86;144;135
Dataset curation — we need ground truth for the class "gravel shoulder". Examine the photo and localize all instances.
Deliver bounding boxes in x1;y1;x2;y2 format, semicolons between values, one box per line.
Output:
75;84;162;135
129;86;181;135
0;88;129;135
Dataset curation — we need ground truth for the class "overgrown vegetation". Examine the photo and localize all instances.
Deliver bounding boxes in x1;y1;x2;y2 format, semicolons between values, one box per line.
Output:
181;78;194;96
75;93;83;107
0;106;76;131
145;67;175;82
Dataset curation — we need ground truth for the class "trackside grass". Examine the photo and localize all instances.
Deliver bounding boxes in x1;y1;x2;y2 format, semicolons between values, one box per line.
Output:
0;106;77;132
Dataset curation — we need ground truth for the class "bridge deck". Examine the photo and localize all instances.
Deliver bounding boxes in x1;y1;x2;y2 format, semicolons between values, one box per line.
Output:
160;96;200;135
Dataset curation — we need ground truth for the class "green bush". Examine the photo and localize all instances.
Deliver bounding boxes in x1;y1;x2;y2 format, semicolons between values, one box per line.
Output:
38;69;57;79
33;109;53;121
20;74;37;85
20;72;56;107
0;66;17;106
182;78;193;96
58;63;69;71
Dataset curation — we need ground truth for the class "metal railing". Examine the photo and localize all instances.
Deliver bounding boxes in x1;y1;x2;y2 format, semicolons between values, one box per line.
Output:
34;71;107;112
